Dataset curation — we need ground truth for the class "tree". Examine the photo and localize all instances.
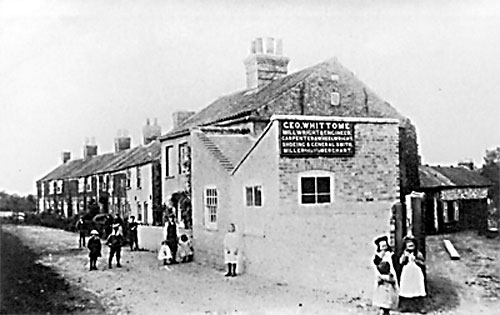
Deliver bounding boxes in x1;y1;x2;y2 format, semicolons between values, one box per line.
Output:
0;191;37;212
481;146;500;208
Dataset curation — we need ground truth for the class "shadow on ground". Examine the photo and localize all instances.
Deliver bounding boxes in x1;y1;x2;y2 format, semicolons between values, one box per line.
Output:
0;227;106;314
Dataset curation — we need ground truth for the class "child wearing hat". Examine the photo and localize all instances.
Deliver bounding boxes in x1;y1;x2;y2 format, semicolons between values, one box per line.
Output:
106;223;124;268
373;261;398;315
372;235;399;314
87;230;101;271
399;236;426;302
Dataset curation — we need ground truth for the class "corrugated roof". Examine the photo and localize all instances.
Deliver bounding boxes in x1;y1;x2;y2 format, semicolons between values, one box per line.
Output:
38;142;161;182
419;165;492;189
161;58;405;139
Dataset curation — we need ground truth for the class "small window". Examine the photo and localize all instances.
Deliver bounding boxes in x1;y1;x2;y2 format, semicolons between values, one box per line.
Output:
443;200;459;223
56;180;63;194
299;172;334;205
165;146;172;177
204;188;218;229
330;92;340;106
85;178;92;192
78;178;85;193
126;169;131;189
137;202;142;221
136;166;141;189
178;143;190;175
245;185;263;207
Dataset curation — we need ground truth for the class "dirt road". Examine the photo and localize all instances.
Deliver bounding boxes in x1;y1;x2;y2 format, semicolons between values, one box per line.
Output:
1;224;373;314
1;224;499;314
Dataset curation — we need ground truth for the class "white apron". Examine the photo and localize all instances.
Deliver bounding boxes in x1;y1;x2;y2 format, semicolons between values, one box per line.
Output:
399;260;426;298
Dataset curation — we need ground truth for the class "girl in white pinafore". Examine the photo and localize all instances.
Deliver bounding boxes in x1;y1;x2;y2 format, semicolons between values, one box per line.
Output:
399;236;426;298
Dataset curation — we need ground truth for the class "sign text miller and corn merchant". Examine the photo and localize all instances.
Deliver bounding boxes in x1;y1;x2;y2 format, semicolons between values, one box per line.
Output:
279;120;355;157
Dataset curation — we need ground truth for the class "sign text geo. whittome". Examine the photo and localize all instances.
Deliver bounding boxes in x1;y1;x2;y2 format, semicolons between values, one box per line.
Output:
279;120;355;157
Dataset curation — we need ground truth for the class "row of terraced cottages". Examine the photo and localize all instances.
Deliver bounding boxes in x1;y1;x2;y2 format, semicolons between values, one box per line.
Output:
36;119;163;225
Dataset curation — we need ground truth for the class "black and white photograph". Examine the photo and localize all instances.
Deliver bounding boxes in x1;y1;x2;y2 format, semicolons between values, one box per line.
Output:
0;0;499;314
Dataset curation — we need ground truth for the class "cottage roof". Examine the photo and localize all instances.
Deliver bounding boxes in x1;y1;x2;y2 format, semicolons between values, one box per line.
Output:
161;58;405;139
38;142;161;182
419;165;492;189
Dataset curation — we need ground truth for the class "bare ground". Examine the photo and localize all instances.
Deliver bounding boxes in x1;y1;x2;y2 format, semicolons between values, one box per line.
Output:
1;224;499;315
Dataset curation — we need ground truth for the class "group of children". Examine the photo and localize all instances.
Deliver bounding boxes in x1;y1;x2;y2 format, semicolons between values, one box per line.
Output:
158;234;194;265
372;235;426;315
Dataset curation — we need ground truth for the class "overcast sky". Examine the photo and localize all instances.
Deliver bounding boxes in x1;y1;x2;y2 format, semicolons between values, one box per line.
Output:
1;0;499;195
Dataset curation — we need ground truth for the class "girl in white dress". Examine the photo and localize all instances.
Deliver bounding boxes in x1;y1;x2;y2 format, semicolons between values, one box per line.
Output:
399;235;426;312
223;223;239;277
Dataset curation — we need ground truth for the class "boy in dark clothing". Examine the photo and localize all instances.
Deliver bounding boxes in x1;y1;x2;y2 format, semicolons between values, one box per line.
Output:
75;216;86;248
128;216;139;251
106;224;124;268
87;230;102;271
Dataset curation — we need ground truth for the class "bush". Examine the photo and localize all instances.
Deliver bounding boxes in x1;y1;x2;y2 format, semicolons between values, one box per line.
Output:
24;212;74;232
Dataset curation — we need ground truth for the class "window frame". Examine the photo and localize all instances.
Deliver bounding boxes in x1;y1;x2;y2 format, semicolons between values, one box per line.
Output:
178;142;189;175
245;185;263;207
204;186;218;230
165;145;173;178
136;166;142;189
298;170;335;206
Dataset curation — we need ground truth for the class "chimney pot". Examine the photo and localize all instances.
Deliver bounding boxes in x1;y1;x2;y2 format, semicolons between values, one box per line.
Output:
114;130;131;153
244;37;290;89
62;151;71;164
143;118;162;145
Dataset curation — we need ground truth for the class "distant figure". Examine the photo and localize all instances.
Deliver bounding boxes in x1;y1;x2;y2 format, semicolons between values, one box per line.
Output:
128;216;139;251
87;230;102;271
106;224;124;268
157;240;173;266
75;216;86;248
164;215;178;264
373;261;398;315
114;213;124;229
104;214;113;239
223;223;239;277
178;234;194;263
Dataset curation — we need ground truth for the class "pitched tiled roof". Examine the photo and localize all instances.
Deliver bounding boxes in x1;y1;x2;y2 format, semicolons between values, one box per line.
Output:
419;165;492;189
38;142;161;182
161;58;405;139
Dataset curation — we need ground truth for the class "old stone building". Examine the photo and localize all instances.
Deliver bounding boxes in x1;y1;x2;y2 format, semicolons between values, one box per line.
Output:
159;38;419;298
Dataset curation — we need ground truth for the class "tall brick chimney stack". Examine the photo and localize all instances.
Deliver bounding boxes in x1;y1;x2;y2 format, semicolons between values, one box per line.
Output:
244;37;290;90
142;118;162;145
114;129;131;153
61;151;71;164
83;137;98;159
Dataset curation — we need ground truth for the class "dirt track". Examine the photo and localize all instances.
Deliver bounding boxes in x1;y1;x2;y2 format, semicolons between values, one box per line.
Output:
1;224;499;315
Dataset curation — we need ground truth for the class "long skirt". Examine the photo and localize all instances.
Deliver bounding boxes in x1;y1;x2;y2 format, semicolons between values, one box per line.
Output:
399;262;426;298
